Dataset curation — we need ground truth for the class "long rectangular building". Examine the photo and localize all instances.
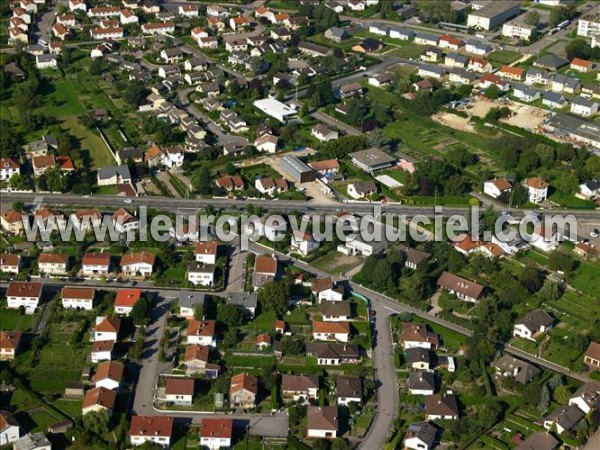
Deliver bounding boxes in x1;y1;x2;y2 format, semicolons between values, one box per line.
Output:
280;155;316;183
467;1;521;31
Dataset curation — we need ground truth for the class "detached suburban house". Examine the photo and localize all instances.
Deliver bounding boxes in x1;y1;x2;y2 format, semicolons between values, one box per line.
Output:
424;394;459;420
402;323;439;349
568;382;600;414
312;321;351;342
523;177;549;203
129;416;173;448
186;320;216;347
311;276;344;302
0;253;22;274
194;241;218;265
61;286;95;310
114;289;142;315
82;252;111;276
584;342;600;370
6;281;43;312
281;374;319;402
120;252;155;278
230;373;258;409
493;355;541;385
307;406;338;439
37;252;68;275
199;418;233;450
404;421;438;450
436;271;484;303
82;386;117;416
178;292;205;319
184;344;219;378
253;255;278;289
92;360;125;391
92;316;121;342
513;310;554;341
336;375;362;405
290;231;320;256
165;378;195;406
484;178;512;199
187;262;215;286
0;331;22;361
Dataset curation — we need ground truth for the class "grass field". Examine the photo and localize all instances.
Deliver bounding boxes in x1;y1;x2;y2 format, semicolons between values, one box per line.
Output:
488;50;522;65
385;43;424;60
42;79;86;117
0;307;35;331
61;116;115;169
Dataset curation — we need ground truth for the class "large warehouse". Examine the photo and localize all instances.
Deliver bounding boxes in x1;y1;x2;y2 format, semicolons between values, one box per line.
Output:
467;1;521;31
280;155;316;183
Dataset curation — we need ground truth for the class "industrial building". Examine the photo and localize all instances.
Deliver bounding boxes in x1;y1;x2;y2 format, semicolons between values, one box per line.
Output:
467;1;521;31
280;155;316;183
253;98;298;123
577;7;600;37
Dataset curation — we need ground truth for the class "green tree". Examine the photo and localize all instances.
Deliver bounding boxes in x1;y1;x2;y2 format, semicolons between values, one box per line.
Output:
193;302;204;321
9;173;29;190
130;296;151;326
524;10;540;27
193;165;213;196
217;303;243;329
548;251;574;276
553;385;571;405
81;410;109;435
258;280;288;318
44;166;68;192
485;84;500;100
12;201;24;212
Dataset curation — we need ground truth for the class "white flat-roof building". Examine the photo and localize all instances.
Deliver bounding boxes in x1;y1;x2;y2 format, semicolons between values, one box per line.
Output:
253;98;298;123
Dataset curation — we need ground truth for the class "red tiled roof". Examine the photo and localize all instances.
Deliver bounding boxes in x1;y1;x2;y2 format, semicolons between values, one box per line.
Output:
129;416;173;438
312;321;350;335
199;418;233;439
230;373;258;394
120;252;155;267
82;252;110;266
0;331;22;351
114;289;142;307
82;386;117;410
5;281;42;298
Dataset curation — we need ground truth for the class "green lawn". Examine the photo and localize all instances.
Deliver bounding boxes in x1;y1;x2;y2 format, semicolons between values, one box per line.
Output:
44;79;86;117
0;307;35;331
488;50;522;66
548;190;595;209
61;116;115;169
385;44;424;60
570;260;600;298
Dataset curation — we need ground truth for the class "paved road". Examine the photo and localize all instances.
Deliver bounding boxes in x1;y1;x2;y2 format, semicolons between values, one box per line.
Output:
4;192;599;221
312;110;362;136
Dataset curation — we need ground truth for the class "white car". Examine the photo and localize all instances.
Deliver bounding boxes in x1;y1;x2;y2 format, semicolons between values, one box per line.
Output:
590;229;599;238
124;199;133;204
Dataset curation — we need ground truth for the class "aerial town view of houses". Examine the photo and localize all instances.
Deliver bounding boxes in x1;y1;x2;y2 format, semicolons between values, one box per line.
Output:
1;0;600;449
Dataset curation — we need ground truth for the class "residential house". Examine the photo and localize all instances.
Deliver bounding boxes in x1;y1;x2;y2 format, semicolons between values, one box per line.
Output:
313;343;360;366
91;339;114;363
256;334;271;350
92;360;124;391
0;253;21;275
465;40;492;55
82;387;117;416
389;26;414;40
523;177;549;203
542;91;568;109
324;27;348;42
525;68;552;85
568;382;600;414
165;378;194;406
141;22;175;35
438;33;464;50
0;331;22;361
571;57;591;73
92;315;120;342
114;289;142;315
468;57;493;73
408;371;436;395
351;38;382;53
221;292;256;320
552;74;580;94
349;148;396;173
290;231;320;256
194;241;218;265
399;246;431;270
254;134;279;153
309;159;339;175
306;406;338;439
336;82;363;99
514;432;559;450
571;96;598;117
513;83;540;102
70;208;103;233
112;208;139;234
402;323;439;349
0;410;20;445
542;405;584;435
417;64;446;79
281;374;319;401
424;394;459;420
513;310;554;341
312;321;350;343
0;158;19;181
230;373;258;409
368;72;394;88
184;344;219;378
404;422;438;450
97;165;132;186
484;178;512;199
311;124;339;142
534;53;569;72
5;281;42;312
498;65;524;81
493;356;541;384
12;433;51;450
584;341;600;370
187;263;215;286
437;271;484;302
82;252;110;276
253;255;278;289
347;181;377;200
37;253;68;275
579;180;600;199
120;252;155;278
414;32;438;46
186;320;216;347
199;418;233;450
215;176;244;193
129;416;173;447
311;277;344;302
321;301;351;322
1;210;24;235
61;287;94;310
177;292;205;319
336;376;362;405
